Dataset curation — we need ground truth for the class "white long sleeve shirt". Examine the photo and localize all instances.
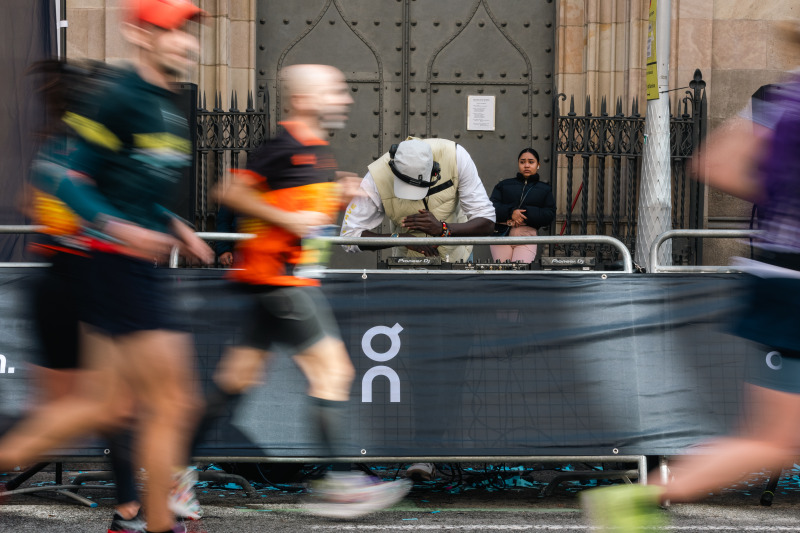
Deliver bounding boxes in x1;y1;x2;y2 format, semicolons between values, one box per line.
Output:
340;144;496;252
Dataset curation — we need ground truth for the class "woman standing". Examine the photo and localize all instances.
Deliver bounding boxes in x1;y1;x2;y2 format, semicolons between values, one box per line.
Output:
489;148;556;262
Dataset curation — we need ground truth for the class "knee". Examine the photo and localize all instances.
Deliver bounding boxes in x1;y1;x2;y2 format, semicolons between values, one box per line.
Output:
327;341;355;386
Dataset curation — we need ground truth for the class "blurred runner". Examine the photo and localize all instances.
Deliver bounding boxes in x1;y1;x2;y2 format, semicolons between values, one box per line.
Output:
0;2;212;532
211;64;411;518
10;58;146;533
580;20;800;533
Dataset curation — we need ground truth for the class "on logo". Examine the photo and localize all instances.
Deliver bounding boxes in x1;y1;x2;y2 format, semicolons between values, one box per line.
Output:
766;351;783;370
361;324;402;403
0;354;15;374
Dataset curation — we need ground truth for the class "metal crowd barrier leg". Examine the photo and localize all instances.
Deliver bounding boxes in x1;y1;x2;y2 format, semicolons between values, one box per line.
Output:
198;470;257;497
70;468;258;498
539;469;640;497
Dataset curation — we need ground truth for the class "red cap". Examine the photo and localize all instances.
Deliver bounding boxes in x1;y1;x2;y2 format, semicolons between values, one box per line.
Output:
129;0;204;30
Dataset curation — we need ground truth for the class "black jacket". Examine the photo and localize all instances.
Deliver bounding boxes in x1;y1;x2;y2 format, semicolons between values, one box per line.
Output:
490;173;556;230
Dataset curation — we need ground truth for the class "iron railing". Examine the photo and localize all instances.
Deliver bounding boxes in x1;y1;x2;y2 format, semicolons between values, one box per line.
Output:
194;91;269;231
189;72;708;266
553;69;708;265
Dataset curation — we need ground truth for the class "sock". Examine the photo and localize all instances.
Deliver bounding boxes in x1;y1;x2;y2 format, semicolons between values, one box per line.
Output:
190;383;242;455
105;429;138;506
309;396;349;460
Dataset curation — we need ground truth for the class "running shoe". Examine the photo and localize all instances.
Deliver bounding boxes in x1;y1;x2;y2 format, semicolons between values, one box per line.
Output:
580;483;667;532
108;509;146;533
304;471;412;519
169;467;203;520
405;462;436;482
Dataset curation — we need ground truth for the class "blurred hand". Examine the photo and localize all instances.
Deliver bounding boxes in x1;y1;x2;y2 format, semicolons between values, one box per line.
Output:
104;219;179;261
170;219;214;264
336;172;366;204
279;210;333;237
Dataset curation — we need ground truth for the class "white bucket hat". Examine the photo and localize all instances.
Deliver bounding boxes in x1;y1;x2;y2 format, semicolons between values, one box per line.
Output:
390;140;435;201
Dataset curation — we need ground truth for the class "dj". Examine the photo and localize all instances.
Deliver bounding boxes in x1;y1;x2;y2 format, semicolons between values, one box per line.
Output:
340;138;495;262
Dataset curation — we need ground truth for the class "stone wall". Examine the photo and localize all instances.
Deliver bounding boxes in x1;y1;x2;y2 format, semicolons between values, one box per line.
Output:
65;0;256;110
64;0;798;266
554;0;798;266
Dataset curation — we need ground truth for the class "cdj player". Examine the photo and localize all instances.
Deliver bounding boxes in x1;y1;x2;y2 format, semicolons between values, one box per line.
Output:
379;257;534;270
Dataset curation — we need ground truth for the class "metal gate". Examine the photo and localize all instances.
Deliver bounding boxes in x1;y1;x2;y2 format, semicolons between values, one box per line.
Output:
256;0;556;267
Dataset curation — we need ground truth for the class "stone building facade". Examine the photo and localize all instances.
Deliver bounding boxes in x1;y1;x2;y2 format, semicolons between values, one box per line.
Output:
64;0;798;264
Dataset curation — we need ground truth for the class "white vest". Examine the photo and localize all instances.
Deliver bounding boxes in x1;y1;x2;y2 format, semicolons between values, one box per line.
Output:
369;137;471;262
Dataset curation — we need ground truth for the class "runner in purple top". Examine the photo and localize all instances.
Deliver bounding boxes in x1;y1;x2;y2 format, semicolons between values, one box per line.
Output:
581;21;800;532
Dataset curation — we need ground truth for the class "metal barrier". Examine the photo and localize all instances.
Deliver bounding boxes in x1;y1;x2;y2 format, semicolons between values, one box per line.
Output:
172;233;635;273
649;229;763;273
0;226;634;273
0;225;48;268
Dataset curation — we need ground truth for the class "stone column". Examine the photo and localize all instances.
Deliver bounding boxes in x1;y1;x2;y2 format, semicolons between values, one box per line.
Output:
65;0;257;107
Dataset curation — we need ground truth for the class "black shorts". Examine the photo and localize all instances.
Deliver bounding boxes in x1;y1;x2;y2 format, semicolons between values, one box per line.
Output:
82;251;181;336
733;274;800;353
240;285;340;353
32;251;87;369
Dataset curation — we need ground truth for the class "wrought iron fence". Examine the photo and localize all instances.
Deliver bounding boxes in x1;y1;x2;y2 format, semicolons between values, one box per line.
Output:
552;69;707;265
194;91;269;230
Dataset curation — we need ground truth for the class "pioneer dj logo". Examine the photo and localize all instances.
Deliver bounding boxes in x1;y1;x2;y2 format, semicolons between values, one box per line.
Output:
361;323;402;403
0;354;16;375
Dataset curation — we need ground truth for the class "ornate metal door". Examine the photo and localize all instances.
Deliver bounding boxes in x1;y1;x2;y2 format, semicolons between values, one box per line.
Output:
256;0;555;267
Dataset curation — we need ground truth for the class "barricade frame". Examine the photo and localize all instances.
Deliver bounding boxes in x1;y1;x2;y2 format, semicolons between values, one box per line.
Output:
0;226;634;273
0;225;655;499
649;229;763;273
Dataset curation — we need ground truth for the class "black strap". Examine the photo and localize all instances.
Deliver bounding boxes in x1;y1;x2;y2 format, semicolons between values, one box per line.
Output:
426;179;454;197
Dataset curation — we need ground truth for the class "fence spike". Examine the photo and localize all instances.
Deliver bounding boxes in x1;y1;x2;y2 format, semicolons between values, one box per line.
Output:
232;90;239;112
601;96;607;116
569;95;575;115
201;92;207;111
247;91;254;112
585;95;591;115
616;96;623;116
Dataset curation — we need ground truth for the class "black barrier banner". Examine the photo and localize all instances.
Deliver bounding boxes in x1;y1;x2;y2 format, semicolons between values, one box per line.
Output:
0;270;762;458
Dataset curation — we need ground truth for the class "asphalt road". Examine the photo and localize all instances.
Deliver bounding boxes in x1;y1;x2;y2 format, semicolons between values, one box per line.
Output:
2;463;800;532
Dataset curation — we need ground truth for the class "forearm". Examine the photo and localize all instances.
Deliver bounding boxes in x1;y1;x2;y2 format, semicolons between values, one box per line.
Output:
695;117;764;202
55;172;125;225
357;229;395;250
446;217;495;236
218;181;290;226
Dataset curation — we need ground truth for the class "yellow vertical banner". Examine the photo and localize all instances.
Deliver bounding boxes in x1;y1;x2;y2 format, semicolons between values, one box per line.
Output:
646;0;659;100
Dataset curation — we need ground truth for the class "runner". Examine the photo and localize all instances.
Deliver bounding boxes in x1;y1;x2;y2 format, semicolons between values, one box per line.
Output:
580;20;800;532
213;63;412;518
0;2;212;532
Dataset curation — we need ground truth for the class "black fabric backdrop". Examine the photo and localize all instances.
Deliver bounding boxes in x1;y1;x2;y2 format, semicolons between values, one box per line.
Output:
0;1;54;262
0;270;763;458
